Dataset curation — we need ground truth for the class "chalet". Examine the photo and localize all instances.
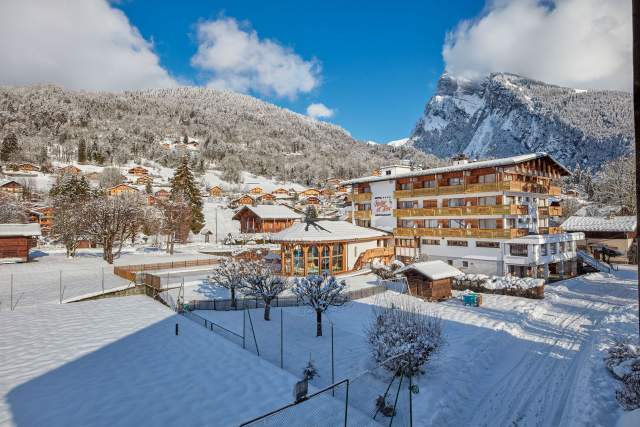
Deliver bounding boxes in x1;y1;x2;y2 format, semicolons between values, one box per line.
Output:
0;223;41;262
154;189;171;201
302;195;321;205
257;193;275;204
128;166;149;176
397;261;462;301
299;188;321;198
58;165;81;175
209;186;224;197
336;186;349;194
0;180;24;197
320;188;334;197
229;194;255;209
28;206;54;235
136;175;154;185
561;216;637;263
342;152;582;280
271;220;393;276
232;205;302;234
12;163;40;173
107;184;139;197
327;178;341;187
272;188;289;196
248;186;264;196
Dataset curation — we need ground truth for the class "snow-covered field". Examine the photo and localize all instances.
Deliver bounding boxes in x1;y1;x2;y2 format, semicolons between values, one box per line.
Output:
196;266;639;426
0;296;373;426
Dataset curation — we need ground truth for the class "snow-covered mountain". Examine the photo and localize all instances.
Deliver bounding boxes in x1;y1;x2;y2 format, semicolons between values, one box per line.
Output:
387;138;410;148
408;72;633;169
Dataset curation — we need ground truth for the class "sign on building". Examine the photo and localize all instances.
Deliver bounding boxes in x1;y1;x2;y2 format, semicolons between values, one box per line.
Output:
374;196;393;217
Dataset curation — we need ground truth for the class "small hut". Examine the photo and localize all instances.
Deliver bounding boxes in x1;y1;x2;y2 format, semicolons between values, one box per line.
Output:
397;261;462;301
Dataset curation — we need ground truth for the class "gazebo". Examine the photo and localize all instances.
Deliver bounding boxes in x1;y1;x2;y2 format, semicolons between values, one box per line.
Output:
270;220;392;276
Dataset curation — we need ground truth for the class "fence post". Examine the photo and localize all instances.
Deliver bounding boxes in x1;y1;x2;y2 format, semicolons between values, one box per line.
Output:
101;268;105;294
409;364;413;427
242;309;246;349
10;274;13;311
59;271;62;304
344;380;349;427
280;309;284;369
331;322;335;395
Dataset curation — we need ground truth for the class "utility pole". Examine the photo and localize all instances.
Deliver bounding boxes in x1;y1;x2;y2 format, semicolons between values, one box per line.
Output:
634;0;640;340
215;206;218;244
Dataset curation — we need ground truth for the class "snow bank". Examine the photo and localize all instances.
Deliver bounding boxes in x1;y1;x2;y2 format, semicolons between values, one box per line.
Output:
453;273;544;299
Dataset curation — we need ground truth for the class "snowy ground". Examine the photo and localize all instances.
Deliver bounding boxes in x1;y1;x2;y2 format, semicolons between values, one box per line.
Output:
0;296;376;426
195;266;639;426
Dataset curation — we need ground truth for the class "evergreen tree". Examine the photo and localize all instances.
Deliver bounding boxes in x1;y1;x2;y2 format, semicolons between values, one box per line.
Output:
170;156;204;233
145;180;153;194
77;138;87;163
1;133;20;162
50;174;92;199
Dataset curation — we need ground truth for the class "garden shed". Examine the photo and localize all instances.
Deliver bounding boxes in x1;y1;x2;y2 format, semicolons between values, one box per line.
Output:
397;261;462;301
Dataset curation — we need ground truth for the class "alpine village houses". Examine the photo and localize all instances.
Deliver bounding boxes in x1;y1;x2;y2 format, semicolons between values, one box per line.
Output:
232;205;302;234
342;153;583;281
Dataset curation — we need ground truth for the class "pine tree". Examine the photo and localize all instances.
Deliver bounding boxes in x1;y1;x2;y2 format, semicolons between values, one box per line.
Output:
170;156;204;233
1;133;20;162
77;138;87;163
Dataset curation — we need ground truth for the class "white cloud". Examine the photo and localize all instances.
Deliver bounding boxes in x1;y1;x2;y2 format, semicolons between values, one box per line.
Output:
306;103;334;119
191;17;320;99
0;0;178;91
443;0;632;91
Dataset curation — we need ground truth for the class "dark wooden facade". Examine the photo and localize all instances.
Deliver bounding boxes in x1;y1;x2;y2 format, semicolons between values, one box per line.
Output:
403;270;452;301
233;208;297;234
0;236;37;262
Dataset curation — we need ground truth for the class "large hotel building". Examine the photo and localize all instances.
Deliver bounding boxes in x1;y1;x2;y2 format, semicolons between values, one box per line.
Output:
342;153;583;281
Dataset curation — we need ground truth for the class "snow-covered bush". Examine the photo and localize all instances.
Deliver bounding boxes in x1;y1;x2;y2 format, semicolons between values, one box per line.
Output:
607;340;640;410
366;297;443;376
241;261;288;321
292;274;347;337
453;273;544;299
372;260;405;280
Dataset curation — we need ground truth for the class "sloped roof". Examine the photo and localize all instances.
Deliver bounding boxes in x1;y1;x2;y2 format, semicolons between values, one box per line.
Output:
397;260;463;280
0;223;42;237
233;205;302;220
341;153;570;185
561;216;637;233
270;220;389;242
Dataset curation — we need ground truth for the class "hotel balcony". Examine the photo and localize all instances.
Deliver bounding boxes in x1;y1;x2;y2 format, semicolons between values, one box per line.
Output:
352;192;372;203
353;210;372;220
537;226;562;235
393;181;561;198
393;227;530;239
538;206;563;217
394;204;529;218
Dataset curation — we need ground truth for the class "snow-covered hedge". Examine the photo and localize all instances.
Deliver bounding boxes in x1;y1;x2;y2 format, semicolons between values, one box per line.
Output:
366;296;443;375
453;274;545;299
606;340;640;410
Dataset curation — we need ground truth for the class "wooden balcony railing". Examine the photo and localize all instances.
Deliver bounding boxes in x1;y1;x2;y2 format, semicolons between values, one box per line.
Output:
548;206;562;216
393;227;529;239
352;192;372;203
538;226;562;235
393;181;560;198
394;204;528;218
353;210;371;220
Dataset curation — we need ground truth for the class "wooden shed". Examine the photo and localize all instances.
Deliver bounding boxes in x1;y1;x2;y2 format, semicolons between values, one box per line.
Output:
397;261;462;301
0;223;41;262
233;205;301;234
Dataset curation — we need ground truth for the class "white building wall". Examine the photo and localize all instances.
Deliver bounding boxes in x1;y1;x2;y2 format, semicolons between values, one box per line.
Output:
346;240;378;270
420;238;503;275
369;180;397;231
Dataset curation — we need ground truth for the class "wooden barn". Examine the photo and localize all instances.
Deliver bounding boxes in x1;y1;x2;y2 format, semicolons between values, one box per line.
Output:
397;261;462;301
128;166;149;176
107;184;139;197
0;223;41;262
209;186;224;197
232;205;301;233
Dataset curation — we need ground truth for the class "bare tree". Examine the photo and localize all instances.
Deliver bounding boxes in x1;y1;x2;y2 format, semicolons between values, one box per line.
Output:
99;167;123;189
241;262;288;321
84;194;143;264
210;259;247;308
0;194;27;223
157;196;191;255
292;274;347;337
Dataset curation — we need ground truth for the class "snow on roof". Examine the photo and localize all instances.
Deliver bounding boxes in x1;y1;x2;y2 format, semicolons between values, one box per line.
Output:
397;260;463;281
0;223;42;237
270;220;389;242
341;152;570;185
234;205;302;220
561;216;637;233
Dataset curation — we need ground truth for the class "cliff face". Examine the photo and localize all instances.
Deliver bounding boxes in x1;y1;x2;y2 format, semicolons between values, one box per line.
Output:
408;72;633;169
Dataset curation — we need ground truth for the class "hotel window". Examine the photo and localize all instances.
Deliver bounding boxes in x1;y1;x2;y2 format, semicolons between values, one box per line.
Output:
425;219;438;228
308;245;320;274
478;219;497;229
448;198;465;207
399;220;418;228
478;174;496;183
476;241;500;248
293;245;305;275
448;177;463;186
462;261;469;267
399;182;412;190
321;245;330;274
423;179;436;188
421;239;440;246
398;200;417;209
332;243;343;272
510;244;528;257
550;243;558;255
447;240;468;247
449;219;466;229
478;196;497;206
423;199;437;208
540;244;548;256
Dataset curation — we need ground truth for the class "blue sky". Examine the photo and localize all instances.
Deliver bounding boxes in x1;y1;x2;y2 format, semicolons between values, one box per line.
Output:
114;0;484;143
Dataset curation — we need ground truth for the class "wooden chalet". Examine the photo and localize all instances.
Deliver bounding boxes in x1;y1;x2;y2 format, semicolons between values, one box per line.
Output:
397;261;462;301
232;205;301;234
107;184;139;197
28;206;54;235
272;188;289;196
561;216;637;263
209;186;224;197
327;178;341;187
271;220;392;276
12;163;40;173
302;195;321;205
336;186;349;193
257;193;275;204
136;175;154;185
0;223;41;262
299;188;321;198
320;188;334;197
58;165;81;175
248;186;264;196
229;194;256;209
0;180;24;197
154;189;171;201
128;166;149;176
